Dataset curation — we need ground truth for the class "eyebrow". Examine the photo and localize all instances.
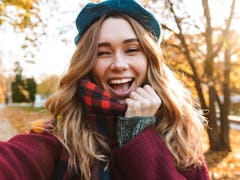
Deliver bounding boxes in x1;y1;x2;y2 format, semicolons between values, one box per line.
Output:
98;38;139;47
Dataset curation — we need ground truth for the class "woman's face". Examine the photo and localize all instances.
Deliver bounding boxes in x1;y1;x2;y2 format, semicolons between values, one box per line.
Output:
91;17;147;103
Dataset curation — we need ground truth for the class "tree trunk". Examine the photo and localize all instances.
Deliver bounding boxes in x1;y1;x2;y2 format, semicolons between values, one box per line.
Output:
207;86;222;150
219;48;231;151
220;99;230;151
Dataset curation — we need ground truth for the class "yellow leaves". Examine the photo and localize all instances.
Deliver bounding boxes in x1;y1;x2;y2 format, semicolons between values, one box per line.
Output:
31;119;45;133
231;64;240;91
208;151;240;179
4;0;37;9
204;129;240;179
1;0;40;31
2;106;51;133
0;74;7;103
37;75;60;97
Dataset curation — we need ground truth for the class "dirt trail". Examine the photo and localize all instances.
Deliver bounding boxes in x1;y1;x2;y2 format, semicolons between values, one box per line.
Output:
0;106;18;141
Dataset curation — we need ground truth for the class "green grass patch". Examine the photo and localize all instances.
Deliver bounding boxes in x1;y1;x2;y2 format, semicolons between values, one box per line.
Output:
230;103;240;116
12;106;46;113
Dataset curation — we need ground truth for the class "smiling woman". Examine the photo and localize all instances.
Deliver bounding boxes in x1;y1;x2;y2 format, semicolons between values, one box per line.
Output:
0;0;210;180
91;16;147;103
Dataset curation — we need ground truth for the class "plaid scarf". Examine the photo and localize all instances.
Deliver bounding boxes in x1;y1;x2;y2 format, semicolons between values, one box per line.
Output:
54;79;127;180
79;79;127;148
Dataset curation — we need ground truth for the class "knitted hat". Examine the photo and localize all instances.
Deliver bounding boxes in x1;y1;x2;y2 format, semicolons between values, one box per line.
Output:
74;0;161;44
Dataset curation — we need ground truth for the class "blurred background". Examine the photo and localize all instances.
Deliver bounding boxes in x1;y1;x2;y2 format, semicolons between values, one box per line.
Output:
0;0;239;179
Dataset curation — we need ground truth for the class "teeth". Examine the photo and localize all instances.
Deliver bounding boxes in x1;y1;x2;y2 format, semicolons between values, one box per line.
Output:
109;78;132;85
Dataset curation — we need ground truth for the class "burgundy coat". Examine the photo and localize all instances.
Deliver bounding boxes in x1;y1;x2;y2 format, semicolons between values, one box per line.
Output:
0;127;209;180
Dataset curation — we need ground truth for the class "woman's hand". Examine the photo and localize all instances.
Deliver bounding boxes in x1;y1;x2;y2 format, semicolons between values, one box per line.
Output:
125;85;161;117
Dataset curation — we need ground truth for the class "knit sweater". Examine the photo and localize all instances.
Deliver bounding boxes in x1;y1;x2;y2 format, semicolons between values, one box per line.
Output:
0;127;209;180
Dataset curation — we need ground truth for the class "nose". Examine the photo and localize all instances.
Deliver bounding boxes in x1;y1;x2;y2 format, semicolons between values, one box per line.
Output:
110;52;129;71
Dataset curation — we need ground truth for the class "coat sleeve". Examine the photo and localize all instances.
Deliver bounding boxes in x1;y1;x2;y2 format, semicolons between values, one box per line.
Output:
111;127;210;180
0;132;62;180
179;158;210;180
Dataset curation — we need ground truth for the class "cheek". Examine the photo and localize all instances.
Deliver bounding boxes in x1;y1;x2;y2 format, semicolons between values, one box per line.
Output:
91;61;107;84
137;60;147;86
135;56;147;79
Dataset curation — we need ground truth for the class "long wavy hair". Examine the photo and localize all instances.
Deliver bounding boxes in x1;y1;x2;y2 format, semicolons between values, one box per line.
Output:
45;14;206;180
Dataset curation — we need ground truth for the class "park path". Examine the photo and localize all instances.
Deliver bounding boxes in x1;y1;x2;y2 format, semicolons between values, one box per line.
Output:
228;115;240;130
0;104;18;141
0;103;239;141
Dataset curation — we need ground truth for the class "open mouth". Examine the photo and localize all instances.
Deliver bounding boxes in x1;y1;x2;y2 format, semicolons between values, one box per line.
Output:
108;78;134;98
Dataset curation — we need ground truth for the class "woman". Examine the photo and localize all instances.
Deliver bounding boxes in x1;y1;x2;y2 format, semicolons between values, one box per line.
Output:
0;0;209;179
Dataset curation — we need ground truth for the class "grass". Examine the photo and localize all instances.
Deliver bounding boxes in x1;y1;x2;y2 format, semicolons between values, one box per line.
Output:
230;103;240;116
1;106;240;179
16;106;46;112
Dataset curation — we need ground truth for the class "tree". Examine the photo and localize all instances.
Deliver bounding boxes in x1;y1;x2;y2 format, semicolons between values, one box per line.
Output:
0;0;40;29
37;74;59;97
0;56;7;103
0;74;7;103
218;30;240;150
11;61;37;103
11;61;28;102
160;0;238;151
26;77;37;105
0;0;45;61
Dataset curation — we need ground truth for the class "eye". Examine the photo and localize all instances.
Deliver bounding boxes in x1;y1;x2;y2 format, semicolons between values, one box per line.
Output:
125;48;139;55
97;51;111;57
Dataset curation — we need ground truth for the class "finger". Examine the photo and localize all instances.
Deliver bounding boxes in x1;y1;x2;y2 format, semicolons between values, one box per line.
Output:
134;87;152;99
125;98;140;108
143;85;161;101
129;91;143;100
125;98;140;117
143;85;158;97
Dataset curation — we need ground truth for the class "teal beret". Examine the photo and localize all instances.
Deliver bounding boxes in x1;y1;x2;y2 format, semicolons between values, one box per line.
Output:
74;0;161;44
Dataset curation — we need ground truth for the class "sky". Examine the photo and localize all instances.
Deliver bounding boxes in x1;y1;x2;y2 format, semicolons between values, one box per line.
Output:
0;0;239;82
0;0;85;82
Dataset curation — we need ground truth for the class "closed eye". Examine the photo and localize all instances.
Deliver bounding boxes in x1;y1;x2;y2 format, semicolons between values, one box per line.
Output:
125;48;139;54
97;51;111;57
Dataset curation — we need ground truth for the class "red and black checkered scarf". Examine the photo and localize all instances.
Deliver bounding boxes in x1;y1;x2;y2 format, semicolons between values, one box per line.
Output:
55;79;127;179
79;79;127;149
